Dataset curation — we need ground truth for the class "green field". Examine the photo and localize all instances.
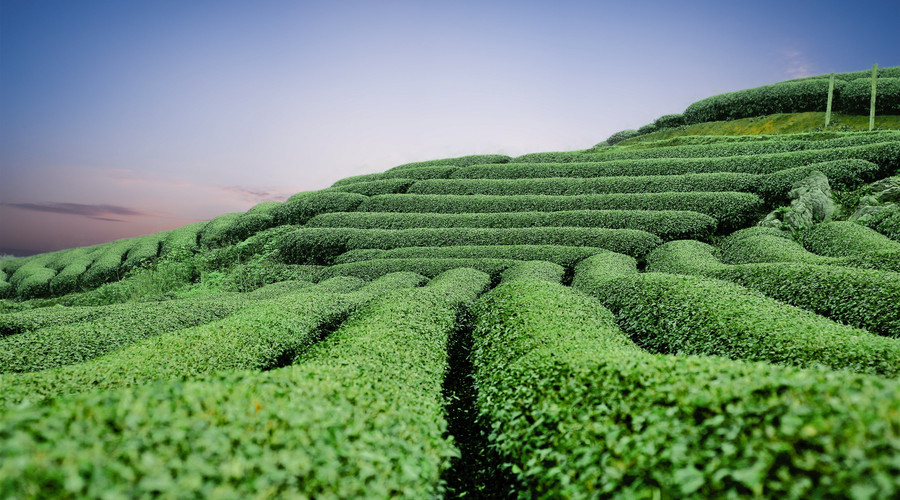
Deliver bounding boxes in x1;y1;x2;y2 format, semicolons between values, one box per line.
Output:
2;67;900;498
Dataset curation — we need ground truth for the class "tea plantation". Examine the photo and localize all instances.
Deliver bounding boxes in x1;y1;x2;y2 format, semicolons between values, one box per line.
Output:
2;68;900;498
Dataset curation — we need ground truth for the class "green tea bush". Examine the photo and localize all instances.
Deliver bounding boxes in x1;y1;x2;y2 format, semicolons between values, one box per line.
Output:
574;254;900;376
49;251;95;295
0;269;490;498
654;113;685;129
499;260;564;284
331;178;416;196
647;240;900;337
122;234;163;271
221;262;309;292
316;258;523;282
471;279;900;498
279;226;662;265
160;221;206;254
453;142;900;179
15;267;57;300
332;166;457;186
308;209;717;241
683;78;843;124
0;296;251;373
270;190;367;226
387;153;510;171
792;66;900;82
862;203;900;241
756;159;880;202
358;193;761;231
334;244;608;267
606;129;640;145
197;212;243;248
838;78;900;114
801;221;900;257
408;172;759;196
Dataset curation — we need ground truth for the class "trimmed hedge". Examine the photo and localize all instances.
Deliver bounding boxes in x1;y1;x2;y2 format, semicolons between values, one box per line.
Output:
684;78;843;124
0;268;490;497
122;234;163;271
49;250;95;295
334;245;613;267
331;178;416;196
271;190;367;226
792;66;900;82
801;221;900;257
454;142;900;179
358;193;762;231
647;240;900;337
387;154;510;171
861;203;900;241
654;113;685;129
308;209;717;241
722;226;900;272
606;129;640;145
197;212;244;248
0;275;414;405
471;279;900;498
332;166;458;187
408;172;759;196
316;258;524;282
499;260;564;284
573;254;900;376
757;159;880;202
80;240;133;289
160;221;206;254
838;78;900;115
279;226;662;265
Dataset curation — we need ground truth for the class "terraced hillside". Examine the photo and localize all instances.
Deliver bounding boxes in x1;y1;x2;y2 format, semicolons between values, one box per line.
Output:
2;68;900;498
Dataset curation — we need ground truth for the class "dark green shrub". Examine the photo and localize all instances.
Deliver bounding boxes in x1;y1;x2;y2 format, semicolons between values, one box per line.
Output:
471;279;900;498
653;113;685;129
801;221;900;257
308;209;717;241
122;234;163;272
499;260;564;284
331;178;416;196
279;226;662;265
453;142;900;179
49;251;94;295
358;193;762;231
316;258;524;282
15;267;56;300
334;245;609;267
332;166;457;187
647;240;900;337
160;221;206;254
387;154;510;171
757;159;880;202
837;78;900;114
408;172;759;197
270;190;367;226
861;203;900;241
221;262;309;292
0;269;489;497
606;129;640;145
574;254;900;376
683;78;844;124
80;240;135;289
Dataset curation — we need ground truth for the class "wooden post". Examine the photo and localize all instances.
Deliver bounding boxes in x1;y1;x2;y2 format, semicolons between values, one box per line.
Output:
825;73;835;128
870;63;878;131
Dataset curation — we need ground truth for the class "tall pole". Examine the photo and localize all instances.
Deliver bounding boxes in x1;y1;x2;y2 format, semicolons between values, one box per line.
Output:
870;63;878;131
825;73;835;128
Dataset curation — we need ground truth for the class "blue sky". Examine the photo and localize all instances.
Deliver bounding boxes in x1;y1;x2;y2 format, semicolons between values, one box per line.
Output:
2;0;899;254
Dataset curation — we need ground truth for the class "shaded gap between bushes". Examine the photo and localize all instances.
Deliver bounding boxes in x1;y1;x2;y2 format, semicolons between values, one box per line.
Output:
441;310;520;499
261;310;350;371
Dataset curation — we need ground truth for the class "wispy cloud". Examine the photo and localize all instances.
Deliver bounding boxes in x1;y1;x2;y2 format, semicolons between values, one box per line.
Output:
0;202;147;222
220;186;294;203
783;49;812;79
102;169;297;204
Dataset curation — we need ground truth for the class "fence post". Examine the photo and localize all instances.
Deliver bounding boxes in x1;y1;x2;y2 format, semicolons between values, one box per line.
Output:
825;73;835;128
870;63;878;131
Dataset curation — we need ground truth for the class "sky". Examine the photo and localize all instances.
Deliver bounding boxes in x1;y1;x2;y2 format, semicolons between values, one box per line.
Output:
1;0;899;255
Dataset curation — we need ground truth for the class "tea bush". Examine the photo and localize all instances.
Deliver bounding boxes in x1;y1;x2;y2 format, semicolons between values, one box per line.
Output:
498;260;565;284
316;258;523;282
683;78;842;124
270;190;367;226
331;178;416;196
471;279;900;498
801;221;900;257
308;209;717;241
838;78;900;114
333;244;607;267
279;226;662;265
387;153;510;171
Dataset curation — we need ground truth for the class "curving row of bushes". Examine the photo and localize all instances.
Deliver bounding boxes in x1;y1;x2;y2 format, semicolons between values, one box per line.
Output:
720;226;900;272
452;141;900;180
278;226;662;265
386;153;510;171
357;192;762;231
471;278;900;498
0;268;488;498
332;165;457;187
647;240;900;337
498;260;564;284
800;221;900;257
330;178;416;196
308;209;717;241
0;274;423;408
333;244;608;268
316;258;524;282
573;252;900;377
861;203;900;242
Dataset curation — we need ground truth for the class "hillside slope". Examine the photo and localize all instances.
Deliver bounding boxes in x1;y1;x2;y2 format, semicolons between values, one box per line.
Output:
2;67;900;498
